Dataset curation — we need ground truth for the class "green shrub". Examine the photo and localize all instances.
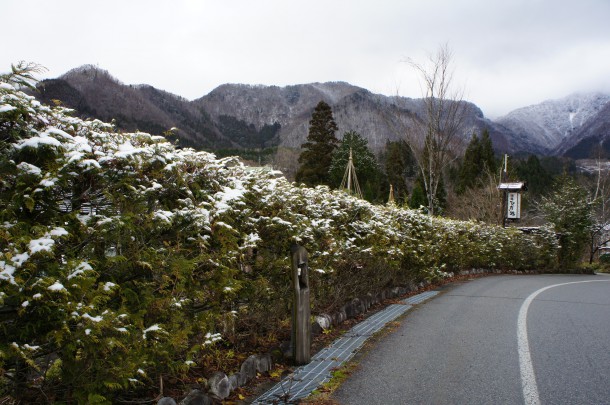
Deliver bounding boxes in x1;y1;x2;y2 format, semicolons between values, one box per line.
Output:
0;71;559;402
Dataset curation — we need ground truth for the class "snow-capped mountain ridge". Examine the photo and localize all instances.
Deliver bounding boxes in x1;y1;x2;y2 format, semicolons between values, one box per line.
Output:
32;64;610;160
496;92;610;154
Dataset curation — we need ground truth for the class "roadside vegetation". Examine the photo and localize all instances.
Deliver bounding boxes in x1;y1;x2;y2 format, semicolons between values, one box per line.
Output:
0;64;562;402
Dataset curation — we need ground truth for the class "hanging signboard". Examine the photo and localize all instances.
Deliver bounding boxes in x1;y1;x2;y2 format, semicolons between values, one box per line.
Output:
507;192;521;219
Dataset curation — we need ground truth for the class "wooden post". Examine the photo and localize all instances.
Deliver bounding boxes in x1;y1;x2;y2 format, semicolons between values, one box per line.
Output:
290;245;311;365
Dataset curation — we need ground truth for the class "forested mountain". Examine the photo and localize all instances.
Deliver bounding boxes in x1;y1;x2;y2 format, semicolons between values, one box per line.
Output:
32;65;610;161
33;66;518;155
193;81;516;152
496;93;610;156
36;66;227;149
556;100;610;158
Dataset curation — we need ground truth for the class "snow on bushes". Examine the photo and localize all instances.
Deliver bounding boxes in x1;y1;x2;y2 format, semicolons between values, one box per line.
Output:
0;74;558;402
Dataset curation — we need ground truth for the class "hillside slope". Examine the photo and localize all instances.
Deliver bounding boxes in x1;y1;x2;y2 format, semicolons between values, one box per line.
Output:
35;65;523;157
495;93;610;155
36;65;227;149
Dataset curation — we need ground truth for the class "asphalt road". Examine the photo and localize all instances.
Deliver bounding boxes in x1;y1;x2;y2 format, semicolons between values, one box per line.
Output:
332;274;610;405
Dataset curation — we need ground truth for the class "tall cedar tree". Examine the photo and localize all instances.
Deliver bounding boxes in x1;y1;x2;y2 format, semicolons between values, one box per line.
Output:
515;155;553;196
458;133;481;192
384;140;416;205
479;129;496;173
295;101;339;186
457;129;496;193
329;131;385;202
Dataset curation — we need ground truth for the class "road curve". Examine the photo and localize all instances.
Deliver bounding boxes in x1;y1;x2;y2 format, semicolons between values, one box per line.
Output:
331;274;610;405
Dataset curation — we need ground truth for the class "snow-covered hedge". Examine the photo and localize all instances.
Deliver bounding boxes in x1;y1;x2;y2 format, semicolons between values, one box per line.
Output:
0;76;558;402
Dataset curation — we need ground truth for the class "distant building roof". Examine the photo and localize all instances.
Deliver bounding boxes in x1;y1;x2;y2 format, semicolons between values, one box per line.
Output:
498;182;525;191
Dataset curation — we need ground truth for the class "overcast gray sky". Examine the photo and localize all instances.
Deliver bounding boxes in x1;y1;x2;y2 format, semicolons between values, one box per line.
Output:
2;0;609;118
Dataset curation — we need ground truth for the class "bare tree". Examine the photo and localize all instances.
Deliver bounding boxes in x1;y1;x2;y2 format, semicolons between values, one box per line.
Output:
1;61;46;89
405;44;468;215
446;166;502;224
588;152;610;263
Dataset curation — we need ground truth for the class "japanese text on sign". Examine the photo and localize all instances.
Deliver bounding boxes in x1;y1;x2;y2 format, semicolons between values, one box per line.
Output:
507;192;521;219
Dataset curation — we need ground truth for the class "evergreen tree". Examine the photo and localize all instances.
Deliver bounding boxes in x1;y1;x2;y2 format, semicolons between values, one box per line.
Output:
479;129;496;174
457;133;481;192
457;129;496;193
515;155;553;196
329;131;384;201
384;140;416;205
409;178;427;210
409;175;445;213
541;175;593;269
295;101;339;186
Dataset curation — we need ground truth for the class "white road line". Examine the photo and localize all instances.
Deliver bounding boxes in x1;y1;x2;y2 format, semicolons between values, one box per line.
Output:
517;279;610;405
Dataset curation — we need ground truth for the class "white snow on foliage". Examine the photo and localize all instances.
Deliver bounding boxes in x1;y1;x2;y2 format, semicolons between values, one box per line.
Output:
67;261;93;279
78;159;101;170
72;135;92;152
142;324;163;339
215;182;246;213
154;210;174;223
16;162;42;176
103;282;116;291
15;132;62;149
0;104;16;113
82;313;103;322
0;73;559;392
11;252;29;267
28;228;68;255
39;177;57;187
242;232;261;248
46;127;74;141
49;227;68;237
115;141;144;158
48;281;66;292
29;237;55;254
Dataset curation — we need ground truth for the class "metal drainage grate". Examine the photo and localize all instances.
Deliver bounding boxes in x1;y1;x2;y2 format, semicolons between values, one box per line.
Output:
252;290;439;404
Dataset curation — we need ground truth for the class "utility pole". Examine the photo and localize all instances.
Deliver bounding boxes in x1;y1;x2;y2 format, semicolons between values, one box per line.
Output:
501;154;508;227
498;154;524;228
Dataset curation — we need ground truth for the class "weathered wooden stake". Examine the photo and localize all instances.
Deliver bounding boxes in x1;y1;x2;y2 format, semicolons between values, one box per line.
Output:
291;244;311;365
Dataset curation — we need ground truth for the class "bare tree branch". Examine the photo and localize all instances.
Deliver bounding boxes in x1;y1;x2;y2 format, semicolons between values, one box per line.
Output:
404;44;468;215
